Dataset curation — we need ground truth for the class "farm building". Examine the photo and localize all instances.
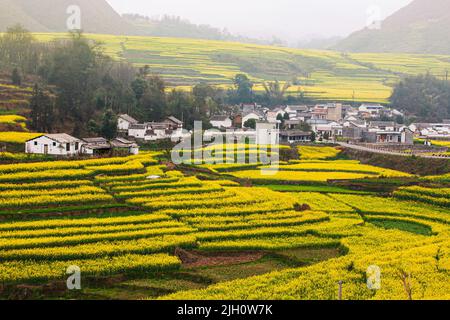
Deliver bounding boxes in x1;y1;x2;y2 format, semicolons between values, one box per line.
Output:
25;134;82;156
117;114;138;131
122;116;184;141
163;116;183;129
256;122;279;145
81;137;112;156
280;130;313;144
110;137;140;155
128;124;148;139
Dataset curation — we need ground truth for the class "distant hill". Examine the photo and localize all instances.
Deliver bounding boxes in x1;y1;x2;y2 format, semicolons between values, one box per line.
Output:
0;0;135;34
122;14;267;44
335;0;450;54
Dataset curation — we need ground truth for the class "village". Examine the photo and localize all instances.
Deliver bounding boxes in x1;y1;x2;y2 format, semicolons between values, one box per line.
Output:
24;102;450;158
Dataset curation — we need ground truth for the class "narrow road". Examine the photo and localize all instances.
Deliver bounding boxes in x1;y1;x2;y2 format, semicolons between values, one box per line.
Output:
336;142;450;159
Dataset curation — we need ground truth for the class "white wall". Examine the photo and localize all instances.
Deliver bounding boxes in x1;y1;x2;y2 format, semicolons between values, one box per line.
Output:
26;136;81;156
118;118;131;131
128;128;146;139
144;129;169;141
211;118;232;129
256;123;279;145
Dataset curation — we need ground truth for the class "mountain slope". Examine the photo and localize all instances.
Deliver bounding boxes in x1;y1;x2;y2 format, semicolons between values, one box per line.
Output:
0;0;50;32
0;0;136;34
335;0;450;54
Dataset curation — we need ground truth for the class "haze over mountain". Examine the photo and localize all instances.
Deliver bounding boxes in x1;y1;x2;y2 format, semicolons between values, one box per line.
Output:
335;0;450;54
0;0;135;34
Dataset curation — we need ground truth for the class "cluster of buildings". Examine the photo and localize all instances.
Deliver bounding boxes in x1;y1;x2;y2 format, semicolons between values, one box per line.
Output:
23;105;450;157
118;114;185;141
25;114;185;157
410;121;450;141
25;134;139;157
208;103;417;145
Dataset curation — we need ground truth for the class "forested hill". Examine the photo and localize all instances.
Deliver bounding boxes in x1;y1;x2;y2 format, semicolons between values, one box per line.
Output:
122;14;264;44
0;1;265;44
0;0;135;34
335;0;450;54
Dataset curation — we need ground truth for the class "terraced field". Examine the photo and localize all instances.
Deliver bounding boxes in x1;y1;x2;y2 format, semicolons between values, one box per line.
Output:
33;33;450;103
0;144;449;300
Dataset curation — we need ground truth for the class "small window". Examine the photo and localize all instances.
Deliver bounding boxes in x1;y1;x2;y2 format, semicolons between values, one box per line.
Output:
53;142;56;147
75;142;79;151
34;141;38;146
66;143;70;151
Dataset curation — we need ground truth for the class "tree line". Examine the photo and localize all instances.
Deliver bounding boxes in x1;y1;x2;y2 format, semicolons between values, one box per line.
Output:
390;73;450;123
0;25;311;138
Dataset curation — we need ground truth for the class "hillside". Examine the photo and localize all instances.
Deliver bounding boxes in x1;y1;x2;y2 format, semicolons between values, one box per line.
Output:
33;33;450;103
335;0;450;54
123;14;263;44
0;0;135;34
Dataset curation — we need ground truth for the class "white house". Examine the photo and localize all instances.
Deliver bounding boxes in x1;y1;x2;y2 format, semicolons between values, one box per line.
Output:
25;134;83;156
164;116;183;130
118;114;138;131
359;104;385;117
280;130;312;144
284;105;308;118
210;116;233;129
256;122;279;145
144;123;173;141
128;123;149;139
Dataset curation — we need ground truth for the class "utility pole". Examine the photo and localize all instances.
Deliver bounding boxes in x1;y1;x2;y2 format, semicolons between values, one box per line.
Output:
445;70;448;82
338;280;343;300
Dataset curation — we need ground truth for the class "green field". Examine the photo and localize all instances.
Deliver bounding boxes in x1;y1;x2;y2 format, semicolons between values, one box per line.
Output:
32;33;450;103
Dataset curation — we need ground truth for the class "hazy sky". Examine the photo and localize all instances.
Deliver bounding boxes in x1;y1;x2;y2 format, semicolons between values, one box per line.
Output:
106;0;413;42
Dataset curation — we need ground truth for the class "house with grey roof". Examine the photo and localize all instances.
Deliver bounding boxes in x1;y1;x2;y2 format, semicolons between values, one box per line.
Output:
25;134;83;156
118;114;139;131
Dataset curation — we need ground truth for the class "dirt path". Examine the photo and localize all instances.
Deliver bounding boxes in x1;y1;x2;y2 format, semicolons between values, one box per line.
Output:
175;248;265;268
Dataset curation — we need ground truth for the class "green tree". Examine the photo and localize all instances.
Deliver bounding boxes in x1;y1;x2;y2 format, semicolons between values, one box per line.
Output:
263;80;291;106
243;118;257;129
11;67;21;86
41;31;104;136
233;74;254;103
390;73;450;122
276;113;284;122
131;77;147;101
29;84;54;132
138;75;167;121
0;25;35;72
192;83;225;123
99;109;118;139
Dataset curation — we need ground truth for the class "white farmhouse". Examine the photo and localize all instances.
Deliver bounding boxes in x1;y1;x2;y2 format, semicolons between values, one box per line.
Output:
256;122;279;145
128;123;149;139
118;114;138;131
25;134;82;156
358;104;385;117
210;116;233;129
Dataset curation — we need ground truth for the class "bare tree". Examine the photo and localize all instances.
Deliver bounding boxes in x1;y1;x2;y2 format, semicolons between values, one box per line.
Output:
397;269;413;300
